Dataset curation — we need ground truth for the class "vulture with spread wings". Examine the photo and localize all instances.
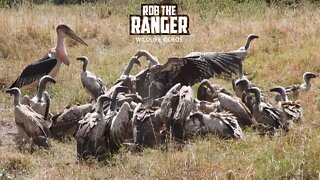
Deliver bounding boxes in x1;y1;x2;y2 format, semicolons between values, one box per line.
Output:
134;54;242;106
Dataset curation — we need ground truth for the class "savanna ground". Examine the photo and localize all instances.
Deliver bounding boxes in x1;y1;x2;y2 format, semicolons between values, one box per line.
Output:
1;0;320;179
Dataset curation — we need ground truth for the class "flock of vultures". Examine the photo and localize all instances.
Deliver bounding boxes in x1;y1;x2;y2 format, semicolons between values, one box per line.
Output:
5;24;317;162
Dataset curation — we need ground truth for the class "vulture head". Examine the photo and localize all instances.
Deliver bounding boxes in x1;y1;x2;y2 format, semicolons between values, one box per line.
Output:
270;86;288;102
303;72;316;84
5;87;21;97
244;34;259;51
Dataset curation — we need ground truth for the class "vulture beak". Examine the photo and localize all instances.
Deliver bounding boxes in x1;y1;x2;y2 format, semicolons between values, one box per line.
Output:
134;56;142;67
76;56;88;61
270;87;282;93
270;86;286;95
98;95;112;103
135;51;143;59
5;89;13;95
249;34;259;40
41;76;56;84
245;88;258;94
64;28;88;46
5;88;20;96
304;72;317;79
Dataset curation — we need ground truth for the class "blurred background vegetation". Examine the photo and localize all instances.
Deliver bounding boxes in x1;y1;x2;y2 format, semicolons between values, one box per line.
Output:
1;0;320;8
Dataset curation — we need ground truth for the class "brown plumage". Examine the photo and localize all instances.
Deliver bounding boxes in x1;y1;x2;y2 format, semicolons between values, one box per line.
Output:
270;86;302;124
185;111;244;139
6;88;51;148
50;103;93;140
245;87;286;132
218;92;255;128
133;50;242;106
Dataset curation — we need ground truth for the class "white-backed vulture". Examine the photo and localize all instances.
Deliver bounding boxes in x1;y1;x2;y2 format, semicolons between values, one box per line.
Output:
50;103;93;140
130;50;242;106
197;79;232;102
76;95;111;161
76;86;129;161
22;75;56;119
105;56;141;97
270;86;302;124
245;87;287;132
6;88;51;148
285;72;317;98
185;111;244;139
218;92;255;128
76;56;106;101
131;103;165;149
187;34;259;77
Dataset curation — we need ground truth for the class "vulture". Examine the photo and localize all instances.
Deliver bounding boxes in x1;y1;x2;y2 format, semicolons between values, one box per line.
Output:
131;84;183;149
230;34;259;60
187;34;259;77
131;103;165;150
217;92;255;128
170;85;194;142
105;56;141;97
107;90;133;153
197;79;232;102
50;103;93;140
185;111;244;139
132;50;242;106
134;49;160;67
245;87;287;132
10;24;87;90
195;100;221;114
76;56;107;101
76;95;112;161
119;56;141;80
232;78;253;99
76;86;129;161
159;84;196;143
21;75;56;120
116;50;159;98
285;72;317;98
6;88;51;148
270;86;302;124
196;79;254;128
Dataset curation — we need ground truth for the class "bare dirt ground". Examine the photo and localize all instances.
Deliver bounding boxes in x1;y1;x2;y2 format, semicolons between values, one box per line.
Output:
0;104;17;149
0;121;16;147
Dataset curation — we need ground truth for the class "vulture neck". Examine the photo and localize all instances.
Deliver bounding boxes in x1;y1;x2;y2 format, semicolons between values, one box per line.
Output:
283;94;289;102
279;89;289;102
143;52;159;67
43;92;50;120
13;92;21;107
82;59;88;72
302;77;311;90
36;82;46;102
55;31;69;65
254;91;262;108
96;100;104;115
122;58;135;76
244;37;253;51
109;91;118;112
239;62;244;79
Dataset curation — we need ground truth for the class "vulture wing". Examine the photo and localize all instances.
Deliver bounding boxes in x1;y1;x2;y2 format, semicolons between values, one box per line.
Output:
218;93;255;127
186;52;242;75
153;56;214;88
110;102;132;141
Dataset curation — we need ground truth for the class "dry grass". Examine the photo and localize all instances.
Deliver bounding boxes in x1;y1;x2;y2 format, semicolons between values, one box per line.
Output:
0;2;320;179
